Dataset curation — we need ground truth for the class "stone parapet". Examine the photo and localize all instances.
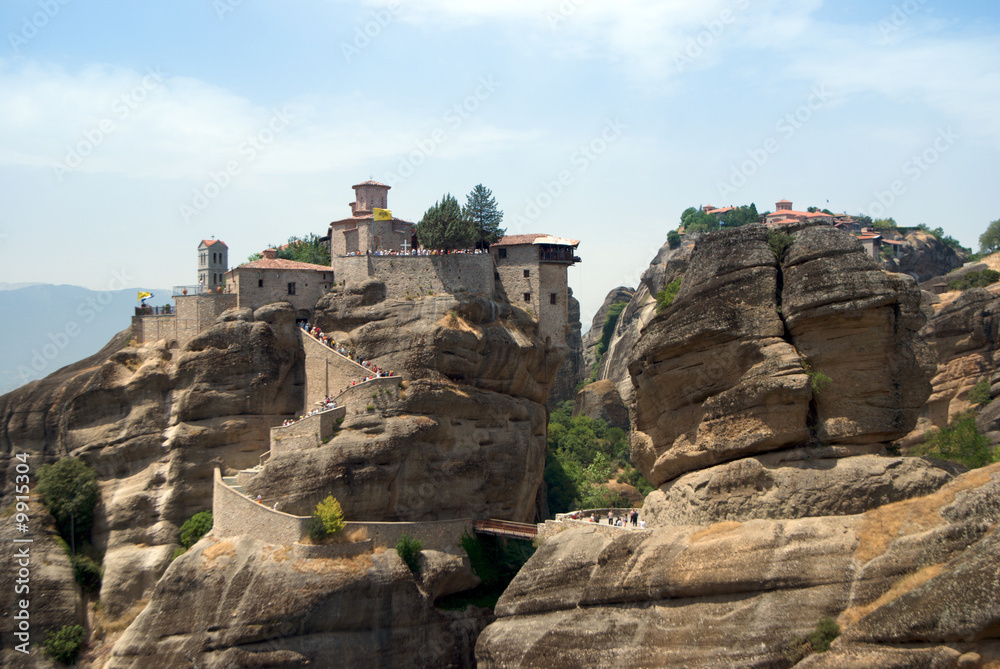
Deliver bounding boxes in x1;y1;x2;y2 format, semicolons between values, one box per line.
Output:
334;254;494;299
270;406;347;455
212;469;309;545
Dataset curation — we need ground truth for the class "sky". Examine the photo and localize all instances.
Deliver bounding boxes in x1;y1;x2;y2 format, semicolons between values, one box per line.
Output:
1;0;998;330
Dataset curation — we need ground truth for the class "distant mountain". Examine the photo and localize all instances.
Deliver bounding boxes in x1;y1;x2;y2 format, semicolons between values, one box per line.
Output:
0;282;44;291
0;284;168;394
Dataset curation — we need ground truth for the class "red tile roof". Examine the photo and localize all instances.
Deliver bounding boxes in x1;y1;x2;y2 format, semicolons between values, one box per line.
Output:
200;239;227;247
235;258;332;271
353;180;390;189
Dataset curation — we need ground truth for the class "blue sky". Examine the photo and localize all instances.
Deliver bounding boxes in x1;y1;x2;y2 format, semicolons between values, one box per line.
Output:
1;0;998;328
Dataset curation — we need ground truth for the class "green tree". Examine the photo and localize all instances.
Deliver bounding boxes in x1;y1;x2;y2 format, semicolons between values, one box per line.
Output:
980;218;1000;254
396;534;423;573
718;203;759;228
36;458;99;546
417;194;477;250
667;230;681;249
43;625;86;665
307;495;346;541
871;217;898;231
462;184;505;248
680;207;719;233
277;233;331;265
179;511;213;549
914;411;996;469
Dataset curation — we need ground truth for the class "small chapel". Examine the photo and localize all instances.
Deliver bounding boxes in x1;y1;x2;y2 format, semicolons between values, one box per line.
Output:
327;180;417;256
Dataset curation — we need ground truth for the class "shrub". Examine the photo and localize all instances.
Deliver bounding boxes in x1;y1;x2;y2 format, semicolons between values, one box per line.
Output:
306;496;345;542
969;378;992;407
43;624;86;665
179;511;213;549
171;546;187;560
801;358;832;394
914;411;996;469
767;231;795;261
396;534;423;573
655;277;683;313
947;268;1000;292
72;553;102;594
807;617;840;653
36;458;100;546
366;404;375;412
667;229;681;249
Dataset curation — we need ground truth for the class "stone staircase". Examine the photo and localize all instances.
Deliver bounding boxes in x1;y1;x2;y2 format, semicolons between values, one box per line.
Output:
221;475;245;495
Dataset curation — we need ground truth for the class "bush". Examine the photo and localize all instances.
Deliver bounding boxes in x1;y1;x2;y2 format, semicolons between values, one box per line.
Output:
947;268;1000;291
969;378;993;407
72;553;102;594
655;277;682;313
460;532;535;589
667;229;681;249
767;231;795;261
914;411;996;469
179;511;213;549
43;624;86;665
36;458;100;546
807;617;840;653
307;496;346;542
396;534;423;573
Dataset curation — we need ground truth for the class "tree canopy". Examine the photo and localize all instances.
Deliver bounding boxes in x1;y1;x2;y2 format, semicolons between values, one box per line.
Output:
36;458;99;545
247;233;331;265
980;218;1000;254
416;193;477;250
462;184;505;248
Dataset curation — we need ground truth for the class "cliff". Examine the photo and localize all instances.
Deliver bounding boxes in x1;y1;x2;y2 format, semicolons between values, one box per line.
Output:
882;228;968;281
476;223;999;667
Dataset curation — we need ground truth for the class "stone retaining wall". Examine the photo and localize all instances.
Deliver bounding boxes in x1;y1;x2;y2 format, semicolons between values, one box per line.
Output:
335;376;402;414
335;254;494;299
212;468;309;545
301;330;370;411
270;406;347;455
292;539;374;559
213;469;471;552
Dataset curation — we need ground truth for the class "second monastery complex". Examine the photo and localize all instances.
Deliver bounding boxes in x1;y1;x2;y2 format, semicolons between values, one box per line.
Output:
133;179;582;354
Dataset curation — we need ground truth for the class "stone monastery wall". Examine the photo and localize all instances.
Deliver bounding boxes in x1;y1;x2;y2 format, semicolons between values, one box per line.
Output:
335;254;494;299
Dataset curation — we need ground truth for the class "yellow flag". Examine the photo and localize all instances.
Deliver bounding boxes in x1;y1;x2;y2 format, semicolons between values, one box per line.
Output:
373;208;392;221
137;291;152;301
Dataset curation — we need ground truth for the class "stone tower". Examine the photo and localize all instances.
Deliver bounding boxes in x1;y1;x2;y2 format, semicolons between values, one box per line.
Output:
198;239;228;292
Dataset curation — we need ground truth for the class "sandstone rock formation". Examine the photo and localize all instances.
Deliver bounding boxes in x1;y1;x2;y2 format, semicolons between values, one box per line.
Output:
477;463;1000;668
580;285;634;376
628;224;936;511
902;285;1000;448
0;305;304;618
882;228;967;281
242;285;559;524
571;379;628;431
548;288;585;408
107;535;492;668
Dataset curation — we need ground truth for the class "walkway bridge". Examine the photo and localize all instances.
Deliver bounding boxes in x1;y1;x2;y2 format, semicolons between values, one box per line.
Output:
473;519;538;541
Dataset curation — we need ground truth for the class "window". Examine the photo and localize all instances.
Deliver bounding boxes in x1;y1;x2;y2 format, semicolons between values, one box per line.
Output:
523;292;531;302
523;269;530;278
288;282;296;295
258;279;263;287
498;248;507;259
550;293;557;305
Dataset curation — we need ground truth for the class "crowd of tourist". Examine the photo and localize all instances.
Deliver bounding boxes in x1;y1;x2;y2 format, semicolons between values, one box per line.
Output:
567;509;644;529
300;322;397;379
343;247;489;257
280;396;339;427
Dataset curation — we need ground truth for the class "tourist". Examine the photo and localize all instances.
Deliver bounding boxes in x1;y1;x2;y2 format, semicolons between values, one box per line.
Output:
256;495;263;504
607;510;613;524
639;519;646;529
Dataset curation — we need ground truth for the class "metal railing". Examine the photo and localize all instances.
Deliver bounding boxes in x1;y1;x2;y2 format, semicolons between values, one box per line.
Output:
474;519;538;540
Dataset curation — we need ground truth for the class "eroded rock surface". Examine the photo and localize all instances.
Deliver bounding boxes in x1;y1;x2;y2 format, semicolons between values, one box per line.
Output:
629;224;935;496
476;464;1000;668
107;535;491;669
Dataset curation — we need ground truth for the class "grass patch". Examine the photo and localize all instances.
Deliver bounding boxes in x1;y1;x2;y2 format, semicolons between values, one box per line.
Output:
655;277;682;313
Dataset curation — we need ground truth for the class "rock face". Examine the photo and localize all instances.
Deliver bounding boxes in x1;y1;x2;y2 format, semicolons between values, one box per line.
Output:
629;224;935;496
902;286;1000;447
882;229;967;282
476;463;1000;668
243;286;559;524
571;379;628;431
580;286;635;377
547;288;585;408
107;535;492;668
0;305;304;618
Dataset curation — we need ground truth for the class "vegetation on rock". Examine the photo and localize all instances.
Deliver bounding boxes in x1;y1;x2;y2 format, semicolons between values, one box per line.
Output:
36;458;99;547
396;533;423;573
946;268;1000;292
43;624;86;665
72;553;103;594
969;378;993;407
667;229;681;249
246;233;331;265
437;532;537;611
783;617;840;662
179;510;213;549
655;277;682;313
544;401;648;514
979;217;1000;254
913;411;997;469
590;301;628;380
307;495;345;541
767;230;795;261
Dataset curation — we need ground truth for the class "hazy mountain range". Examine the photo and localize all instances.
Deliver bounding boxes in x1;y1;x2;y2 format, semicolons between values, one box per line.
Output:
0;283;168;394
